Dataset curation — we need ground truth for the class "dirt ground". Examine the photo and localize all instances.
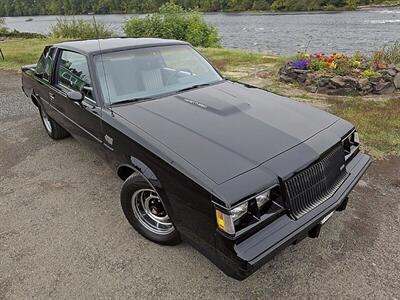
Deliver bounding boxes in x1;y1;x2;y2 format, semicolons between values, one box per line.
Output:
0;70;399;299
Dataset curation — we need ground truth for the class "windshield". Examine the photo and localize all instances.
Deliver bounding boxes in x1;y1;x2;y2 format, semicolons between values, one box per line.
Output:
94;45;223;104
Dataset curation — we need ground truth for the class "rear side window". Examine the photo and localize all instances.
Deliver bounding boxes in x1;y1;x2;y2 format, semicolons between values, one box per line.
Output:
56;50;93;100
36;47;56;81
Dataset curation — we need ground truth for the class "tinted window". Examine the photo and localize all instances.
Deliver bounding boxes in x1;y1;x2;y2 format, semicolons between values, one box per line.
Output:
57;51;93;99
36;46;56;81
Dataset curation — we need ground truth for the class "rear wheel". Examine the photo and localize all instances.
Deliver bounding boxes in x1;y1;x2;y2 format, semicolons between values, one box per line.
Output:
121;173;181;245
39;103;69;140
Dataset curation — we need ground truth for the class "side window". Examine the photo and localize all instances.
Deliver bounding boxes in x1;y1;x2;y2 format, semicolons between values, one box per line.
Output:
36;46;56;81
57;51;93;100
44;48;56;81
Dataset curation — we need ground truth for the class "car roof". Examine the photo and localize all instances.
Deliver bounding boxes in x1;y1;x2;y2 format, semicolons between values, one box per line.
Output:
55;38;189;55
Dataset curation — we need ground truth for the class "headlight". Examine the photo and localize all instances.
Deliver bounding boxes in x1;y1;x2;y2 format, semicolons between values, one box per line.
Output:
256;190;271;208
231;202;248;221
343;130;360;162
216;202;248;235
215;187;276;235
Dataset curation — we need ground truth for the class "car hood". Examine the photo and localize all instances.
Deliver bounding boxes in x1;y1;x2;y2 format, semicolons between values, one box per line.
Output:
113;81;339;184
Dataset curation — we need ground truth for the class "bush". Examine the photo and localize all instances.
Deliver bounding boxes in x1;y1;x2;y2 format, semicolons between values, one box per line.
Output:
0;17;4;27
0;29;46;39
123;3;221;48
50;18;114;39
382;41;400;66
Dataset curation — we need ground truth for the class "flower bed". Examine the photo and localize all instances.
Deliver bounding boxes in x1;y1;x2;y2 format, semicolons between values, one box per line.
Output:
279;50;400;96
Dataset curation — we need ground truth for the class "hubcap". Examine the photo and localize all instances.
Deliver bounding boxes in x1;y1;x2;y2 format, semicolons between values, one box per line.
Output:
131;188;174;235
41;107;52;133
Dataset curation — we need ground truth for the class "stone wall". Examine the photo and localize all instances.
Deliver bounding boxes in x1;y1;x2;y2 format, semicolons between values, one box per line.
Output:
279;64;400;96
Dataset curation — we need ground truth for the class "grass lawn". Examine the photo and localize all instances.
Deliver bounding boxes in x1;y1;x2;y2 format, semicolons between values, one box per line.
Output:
1;38;398;157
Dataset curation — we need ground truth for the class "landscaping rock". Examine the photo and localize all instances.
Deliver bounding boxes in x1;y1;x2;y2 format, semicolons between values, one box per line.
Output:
387;68;397;77
343;76;359;88
318;77;331;87
293;69;309;74
330;76;346;88
394;73;400;89
374;81;394;94
305;85;317;93
278;62;399;96
377;83;396;95
279;74;295;83
369;75;383;83
383;74;394;82
358;78;369;90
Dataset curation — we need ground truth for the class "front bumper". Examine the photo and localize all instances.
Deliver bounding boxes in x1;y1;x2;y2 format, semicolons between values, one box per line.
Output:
213;152;371;280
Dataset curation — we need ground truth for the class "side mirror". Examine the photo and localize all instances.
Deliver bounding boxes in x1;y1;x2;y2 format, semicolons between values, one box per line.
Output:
66;91;84;102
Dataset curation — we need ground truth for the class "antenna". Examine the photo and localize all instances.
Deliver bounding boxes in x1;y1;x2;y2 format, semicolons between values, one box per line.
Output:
93;15;113;115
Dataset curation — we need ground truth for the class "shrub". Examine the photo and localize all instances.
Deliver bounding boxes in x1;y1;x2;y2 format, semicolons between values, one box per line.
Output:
346;0;359;10
123;3;221;48
0;29;46;39
50;18;114;39
0;17;4;27
361;68;379;78
382;41;400;66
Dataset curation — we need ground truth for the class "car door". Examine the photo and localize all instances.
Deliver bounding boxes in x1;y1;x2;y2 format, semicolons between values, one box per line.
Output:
33;46;58;119
50;49;104;155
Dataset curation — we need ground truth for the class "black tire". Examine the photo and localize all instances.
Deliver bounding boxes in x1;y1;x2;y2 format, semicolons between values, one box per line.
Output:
121;173;181;245
39;103;69;140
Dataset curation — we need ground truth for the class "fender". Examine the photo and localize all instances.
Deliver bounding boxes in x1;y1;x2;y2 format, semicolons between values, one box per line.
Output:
117;157;179;229
117;156;162;189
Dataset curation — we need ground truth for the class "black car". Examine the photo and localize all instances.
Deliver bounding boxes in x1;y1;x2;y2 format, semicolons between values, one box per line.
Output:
21;38;371;280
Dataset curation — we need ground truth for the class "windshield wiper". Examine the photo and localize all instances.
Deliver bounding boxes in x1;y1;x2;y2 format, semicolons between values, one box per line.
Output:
175;83;214;94
111;97;154;106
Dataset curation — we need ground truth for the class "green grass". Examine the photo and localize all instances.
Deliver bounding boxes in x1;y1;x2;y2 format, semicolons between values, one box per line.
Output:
330;98;400;157
0;38;398;157
199;47;277;71
0;38;65;71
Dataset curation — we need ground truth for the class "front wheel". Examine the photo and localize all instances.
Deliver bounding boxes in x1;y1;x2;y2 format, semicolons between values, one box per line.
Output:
121;173;181;245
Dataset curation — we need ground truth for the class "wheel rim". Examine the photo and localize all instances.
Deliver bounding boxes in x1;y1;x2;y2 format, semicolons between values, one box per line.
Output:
40;106;52;134
131;188;174;235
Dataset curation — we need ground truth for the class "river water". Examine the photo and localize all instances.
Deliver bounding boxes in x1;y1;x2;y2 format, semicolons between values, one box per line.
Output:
4;8;400;55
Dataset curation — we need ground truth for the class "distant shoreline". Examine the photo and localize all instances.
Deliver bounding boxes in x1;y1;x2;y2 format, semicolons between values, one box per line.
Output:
2;4;400;18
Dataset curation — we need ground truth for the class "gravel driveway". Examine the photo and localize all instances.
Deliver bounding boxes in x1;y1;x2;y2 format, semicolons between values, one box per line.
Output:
0;70;399;299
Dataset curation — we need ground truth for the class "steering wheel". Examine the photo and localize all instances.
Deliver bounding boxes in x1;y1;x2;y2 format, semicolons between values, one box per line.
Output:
165;68;193;85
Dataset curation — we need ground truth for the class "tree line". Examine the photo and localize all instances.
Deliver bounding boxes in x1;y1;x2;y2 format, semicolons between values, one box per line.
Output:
0;0;396;17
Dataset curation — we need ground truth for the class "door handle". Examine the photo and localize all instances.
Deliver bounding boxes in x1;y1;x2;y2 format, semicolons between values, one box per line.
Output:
49;92;55;100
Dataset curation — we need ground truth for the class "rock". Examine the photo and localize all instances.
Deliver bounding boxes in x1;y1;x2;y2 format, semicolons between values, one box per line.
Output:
280;74;295;83
377;83;396;94
293;69;309;74
384;74;394;82
318;77;331;87
369;75;382;83
330;76;346;88
305;85;317;93
374;81;395;94
343;76;359;88
297;74;307;83
388;68;397;77
394;73;400;89
358;78;370;90
375;81;392;91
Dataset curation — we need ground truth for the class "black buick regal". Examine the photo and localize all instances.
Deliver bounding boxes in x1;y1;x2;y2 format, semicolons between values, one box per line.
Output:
21;38;371;280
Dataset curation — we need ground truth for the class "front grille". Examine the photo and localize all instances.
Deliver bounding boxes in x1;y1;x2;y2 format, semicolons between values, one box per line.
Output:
283;144;348;219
